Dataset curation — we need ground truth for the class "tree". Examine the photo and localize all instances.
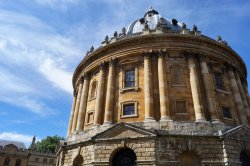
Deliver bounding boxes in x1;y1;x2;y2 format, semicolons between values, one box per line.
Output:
30;135;64;153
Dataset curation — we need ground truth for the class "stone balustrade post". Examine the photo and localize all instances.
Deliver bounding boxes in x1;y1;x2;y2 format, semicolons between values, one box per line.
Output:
228;67;248;124
76;73;90;131
71;78;84;133
187;54;206;121
157;51;171;121
143;51;155;121
199;55;218;121
104;59;116;125
67;91;77;136
94;63;106;125
235;71;250;123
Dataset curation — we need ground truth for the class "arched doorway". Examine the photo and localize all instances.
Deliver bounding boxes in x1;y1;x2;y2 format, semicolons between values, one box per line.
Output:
180;151;201;166
73;155;83;166
240;151;250;166
112;148;136;166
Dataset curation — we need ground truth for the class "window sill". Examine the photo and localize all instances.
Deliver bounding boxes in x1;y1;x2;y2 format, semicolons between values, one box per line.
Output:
85;122;93;126
120;114;138;118
88;97;96;101
120;86;139;93
215;89;230;95
171;84;185;87
176;113;189;115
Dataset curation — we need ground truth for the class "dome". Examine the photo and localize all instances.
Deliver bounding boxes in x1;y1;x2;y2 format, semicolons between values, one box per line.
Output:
127;7;182;35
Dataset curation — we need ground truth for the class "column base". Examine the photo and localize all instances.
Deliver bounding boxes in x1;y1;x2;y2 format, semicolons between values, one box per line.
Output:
195;118;207;123
144;117;156;122
160;117;172;122
102;121;113;126
91;123;101;129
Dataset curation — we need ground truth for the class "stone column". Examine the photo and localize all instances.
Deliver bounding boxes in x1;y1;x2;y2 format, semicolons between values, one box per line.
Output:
143;52;155;121
76;74;90;131
242;81;250;110
199;55;218;121
71;78;84;133
67;92;77;136
235;71;250;122
94;63;106;125
104;60;115;125
227;67;248;124
187;54;205;121
158;51;171;120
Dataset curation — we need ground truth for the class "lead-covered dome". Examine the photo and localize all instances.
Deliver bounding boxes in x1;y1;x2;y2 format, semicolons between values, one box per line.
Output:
127;7;182;35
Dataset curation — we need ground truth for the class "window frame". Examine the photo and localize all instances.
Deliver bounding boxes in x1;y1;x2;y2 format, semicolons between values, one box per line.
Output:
175;100;188;115
85;110;94;125
214;72;225;90
89;80;97;101
221;106;233;120
120;65;139;93
120;101;138;118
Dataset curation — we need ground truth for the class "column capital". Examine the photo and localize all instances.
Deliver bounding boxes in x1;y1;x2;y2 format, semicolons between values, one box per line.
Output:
99;62;106;70
108;58;116;66
83;72;90;80
158;49;167;58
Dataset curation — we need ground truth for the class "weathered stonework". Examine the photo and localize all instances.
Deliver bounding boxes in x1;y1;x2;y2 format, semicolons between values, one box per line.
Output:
58;8;250;166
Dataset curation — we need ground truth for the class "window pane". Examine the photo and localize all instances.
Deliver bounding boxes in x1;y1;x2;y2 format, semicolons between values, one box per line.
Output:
123;104;135;115
215;73;224;90
125;69;135;87
222;107;232;119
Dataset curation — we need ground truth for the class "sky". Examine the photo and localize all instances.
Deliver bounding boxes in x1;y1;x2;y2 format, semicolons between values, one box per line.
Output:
0;0;250;147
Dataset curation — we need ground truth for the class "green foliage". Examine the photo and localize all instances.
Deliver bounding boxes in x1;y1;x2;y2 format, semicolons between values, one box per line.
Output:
30;135;64;153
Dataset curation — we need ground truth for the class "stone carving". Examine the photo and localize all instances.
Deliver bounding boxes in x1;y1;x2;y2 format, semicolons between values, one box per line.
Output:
193;25;197;32
182;22;187;29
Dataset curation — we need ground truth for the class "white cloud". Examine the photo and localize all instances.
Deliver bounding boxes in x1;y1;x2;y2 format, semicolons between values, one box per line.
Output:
35;0;79;11
39;58;73;93
0;132;40;148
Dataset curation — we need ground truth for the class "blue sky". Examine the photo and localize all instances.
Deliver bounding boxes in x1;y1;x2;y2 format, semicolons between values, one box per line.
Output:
0;0;250;147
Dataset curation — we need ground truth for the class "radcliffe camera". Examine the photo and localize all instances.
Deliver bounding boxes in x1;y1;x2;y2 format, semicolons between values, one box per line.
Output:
1;2;250;166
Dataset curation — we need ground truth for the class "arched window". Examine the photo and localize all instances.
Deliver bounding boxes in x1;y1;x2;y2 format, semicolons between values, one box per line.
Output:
90;81;97;99
4;158;10;166
180;151;201;166
171;65;184;85
112;148;136;166
15;159;21;166
73;155;83;166
240;150;250;166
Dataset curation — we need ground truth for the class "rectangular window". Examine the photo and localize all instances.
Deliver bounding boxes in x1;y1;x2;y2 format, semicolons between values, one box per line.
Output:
123;104;135;115
222;106;232;119
86;111;94;124
176;101;187;114
214;73;224;90
125;69;135;88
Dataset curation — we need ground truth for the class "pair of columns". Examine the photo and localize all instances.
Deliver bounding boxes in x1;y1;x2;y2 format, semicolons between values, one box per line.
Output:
68;52;250;135
67;60;116;135
67;75;90;135
228;66;250;124
143;51;218;122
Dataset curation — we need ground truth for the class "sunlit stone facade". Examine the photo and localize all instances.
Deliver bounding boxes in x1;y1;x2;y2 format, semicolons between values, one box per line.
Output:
57;8;250;166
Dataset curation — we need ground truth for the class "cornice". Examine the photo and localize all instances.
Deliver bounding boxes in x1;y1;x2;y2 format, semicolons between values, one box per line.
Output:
72;34;247;87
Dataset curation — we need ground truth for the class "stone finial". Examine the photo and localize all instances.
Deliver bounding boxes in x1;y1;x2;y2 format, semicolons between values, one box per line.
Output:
105;35;109;42
182;22;187;29
90;46;94;52
193;25;197;32
217;35;222;42
144;22;149;29
172;19;178;26
122;27;126;34
114;31;118;37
